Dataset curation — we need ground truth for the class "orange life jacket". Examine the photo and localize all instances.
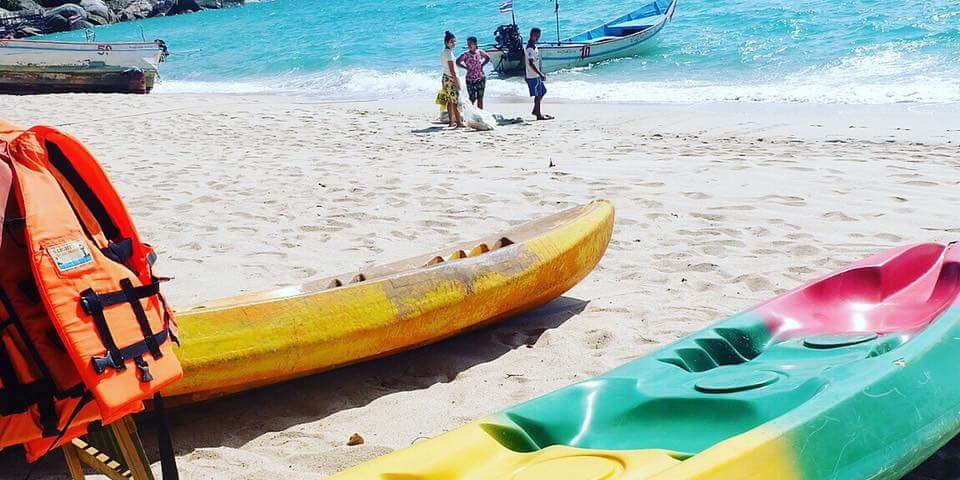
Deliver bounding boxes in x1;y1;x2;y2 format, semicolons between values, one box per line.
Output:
0;121;182;461
0;213;104;460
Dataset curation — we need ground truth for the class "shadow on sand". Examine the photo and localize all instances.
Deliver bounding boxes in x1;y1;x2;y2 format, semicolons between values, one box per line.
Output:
0;296;588;477
411;126;446;133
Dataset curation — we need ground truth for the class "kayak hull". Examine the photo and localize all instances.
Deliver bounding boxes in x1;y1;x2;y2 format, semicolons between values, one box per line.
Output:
333;243;960;479
164;200;614;404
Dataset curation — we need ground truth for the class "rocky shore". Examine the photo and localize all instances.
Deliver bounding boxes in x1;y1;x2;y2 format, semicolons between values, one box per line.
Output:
0;0;243;38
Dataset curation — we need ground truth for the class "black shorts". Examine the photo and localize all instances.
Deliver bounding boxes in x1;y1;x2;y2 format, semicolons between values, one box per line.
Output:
466;78;486;102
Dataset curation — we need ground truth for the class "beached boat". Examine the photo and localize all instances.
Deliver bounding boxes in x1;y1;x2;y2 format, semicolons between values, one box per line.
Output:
0;39;166;94
333;242;960;480
163;200;614;404
486;0;677;77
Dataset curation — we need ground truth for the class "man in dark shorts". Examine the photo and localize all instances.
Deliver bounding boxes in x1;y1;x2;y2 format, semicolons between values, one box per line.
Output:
457;36;491;109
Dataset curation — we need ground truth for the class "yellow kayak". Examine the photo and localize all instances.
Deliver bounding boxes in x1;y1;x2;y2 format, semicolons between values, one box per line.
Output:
163;200;614;403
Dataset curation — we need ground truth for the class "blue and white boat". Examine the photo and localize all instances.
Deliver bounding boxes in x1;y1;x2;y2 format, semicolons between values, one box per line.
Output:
485;0;677;77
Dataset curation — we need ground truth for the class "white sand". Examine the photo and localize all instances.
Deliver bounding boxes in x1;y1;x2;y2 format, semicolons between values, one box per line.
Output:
1;94;958;478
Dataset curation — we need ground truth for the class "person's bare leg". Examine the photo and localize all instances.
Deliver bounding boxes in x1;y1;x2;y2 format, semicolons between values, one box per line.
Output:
452;103;464;128
533;96;543;118
447;101;457;127
478;97;484;110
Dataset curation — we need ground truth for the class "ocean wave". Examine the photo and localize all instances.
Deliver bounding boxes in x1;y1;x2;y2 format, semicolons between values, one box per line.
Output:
157;66;960;104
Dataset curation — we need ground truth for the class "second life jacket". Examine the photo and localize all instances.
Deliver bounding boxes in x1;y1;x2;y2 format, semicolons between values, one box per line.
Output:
0;161;8;231
0;214;104;460
0;121;183;460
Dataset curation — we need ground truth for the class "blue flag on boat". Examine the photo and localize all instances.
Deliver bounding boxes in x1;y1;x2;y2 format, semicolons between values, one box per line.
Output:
499;1;513;13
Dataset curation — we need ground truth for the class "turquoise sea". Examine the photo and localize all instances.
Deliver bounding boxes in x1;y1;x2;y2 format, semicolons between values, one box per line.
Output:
48;0;960;103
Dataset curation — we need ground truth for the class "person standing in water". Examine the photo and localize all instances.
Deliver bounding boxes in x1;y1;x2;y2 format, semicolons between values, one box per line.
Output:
457;36;491;109
436;31;465;128
524;27;552;120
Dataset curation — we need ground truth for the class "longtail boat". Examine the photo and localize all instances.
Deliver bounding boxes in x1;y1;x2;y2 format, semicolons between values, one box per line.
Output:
333;242;960;480
486;0;677;77
0;39;167;94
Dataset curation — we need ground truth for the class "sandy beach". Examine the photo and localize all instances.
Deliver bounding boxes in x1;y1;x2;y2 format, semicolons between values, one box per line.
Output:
1;93;958;478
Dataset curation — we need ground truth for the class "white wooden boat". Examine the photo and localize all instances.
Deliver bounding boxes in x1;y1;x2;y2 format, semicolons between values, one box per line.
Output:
486;0;677;77
0;39;166;94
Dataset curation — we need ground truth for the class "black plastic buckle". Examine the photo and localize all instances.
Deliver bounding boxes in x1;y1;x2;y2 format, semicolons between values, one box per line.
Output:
79;290;101;316
91;350;126;374
134;357;153;383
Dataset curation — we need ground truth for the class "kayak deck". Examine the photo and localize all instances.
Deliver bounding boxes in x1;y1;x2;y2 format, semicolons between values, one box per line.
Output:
333;243;960;479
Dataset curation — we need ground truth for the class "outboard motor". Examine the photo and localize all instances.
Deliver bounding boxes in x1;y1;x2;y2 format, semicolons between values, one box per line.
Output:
494;24;525;62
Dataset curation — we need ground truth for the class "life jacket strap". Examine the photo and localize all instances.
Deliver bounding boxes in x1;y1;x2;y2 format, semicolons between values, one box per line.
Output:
0;291;62;437
0;289;56;383
80;282;161;313
45;141;121;241
101;238;134;266
81;280;168;383
120;278;163;361
90;329;170;379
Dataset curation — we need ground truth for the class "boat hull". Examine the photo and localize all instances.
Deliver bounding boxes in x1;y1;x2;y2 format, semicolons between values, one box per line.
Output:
332;243;960;479
164;200;614;404
0;64;155;94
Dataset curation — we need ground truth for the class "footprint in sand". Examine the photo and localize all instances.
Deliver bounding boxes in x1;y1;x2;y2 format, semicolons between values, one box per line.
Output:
874;233;903;242
823;211;857;222
583;329;615;350
760;195;806;207
732;274;773;292
493;328;549;348
688;262;720;273
904;180;939;187
708;204;756;211
789;244;821;257
690;212;724;222
390;230;417;240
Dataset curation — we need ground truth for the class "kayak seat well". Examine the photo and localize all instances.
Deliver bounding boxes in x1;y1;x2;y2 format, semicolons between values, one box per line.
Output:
761;242;960;338
482;370;827;455
483;320;912;456
657;314;773;373
323;237;517;290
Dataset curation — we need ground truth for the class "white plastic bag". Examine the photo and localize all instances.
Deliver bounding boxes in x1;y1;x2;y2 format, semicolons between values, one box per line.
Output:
459;99;497;131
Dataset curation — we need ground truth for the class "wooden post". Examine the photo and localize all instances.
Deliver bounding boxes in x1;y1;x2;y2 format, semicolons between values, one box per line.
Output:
60;415;156;480
61;442;86;480
110;416;154;480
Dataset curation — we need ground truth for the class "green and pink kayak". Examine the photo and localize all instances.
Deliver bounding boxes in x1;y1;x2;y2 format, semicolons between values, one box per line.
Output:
333;242;960;480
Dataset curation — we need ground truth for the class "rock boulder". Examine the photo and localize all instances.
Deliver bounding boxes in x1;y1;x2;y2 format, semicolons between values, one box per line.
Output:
41;3;86;31
79;0;114;24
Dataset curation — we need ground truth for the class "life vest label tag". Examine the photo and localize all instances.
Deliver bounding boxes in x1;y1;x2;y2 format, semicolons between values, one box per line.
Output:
48;239;94;273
